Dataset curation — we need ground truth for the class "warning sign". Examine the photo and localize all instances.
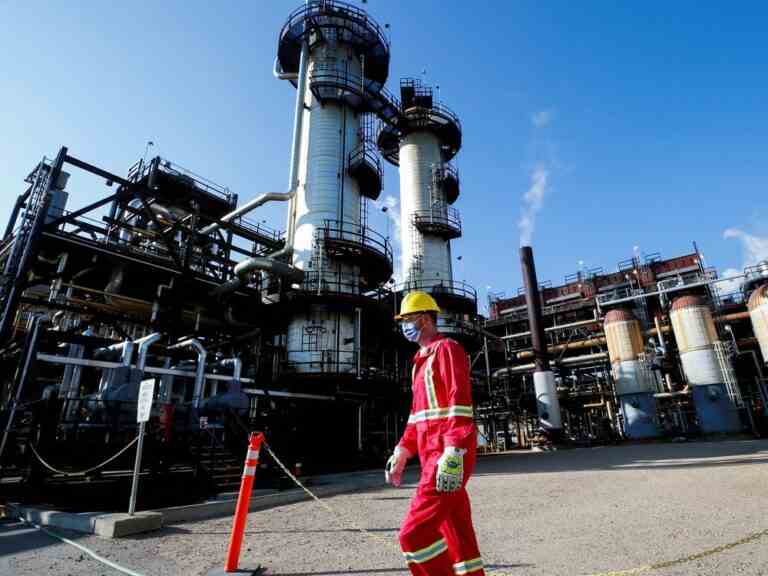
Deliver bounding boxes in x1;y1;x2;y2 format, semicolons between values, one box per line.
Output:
137;380;155;423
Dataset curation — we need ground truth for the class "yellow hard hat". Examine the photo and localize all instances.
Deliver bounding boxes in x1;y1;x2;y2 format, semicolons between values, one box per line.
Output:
395;291;441;320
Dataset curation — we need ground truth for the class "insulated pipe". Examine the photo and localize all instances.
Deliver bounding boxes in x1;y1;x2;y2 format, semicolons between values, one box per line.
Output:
170;338;207;408
493;352;609;377
219;357;243;383
212;257;305;295
136;333;163;371
200;192;294;237
273;56;298;80
210;36;309;295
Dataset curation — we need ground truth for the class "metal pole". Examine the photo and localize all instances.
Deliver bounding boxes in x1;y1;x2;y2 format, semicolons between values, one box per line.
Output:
128;420;145;516
0;316;41;468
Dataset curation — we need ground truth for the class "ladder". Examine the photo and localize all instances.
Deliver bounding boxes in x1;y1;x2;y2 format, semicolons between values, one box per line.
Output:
0;157;56;341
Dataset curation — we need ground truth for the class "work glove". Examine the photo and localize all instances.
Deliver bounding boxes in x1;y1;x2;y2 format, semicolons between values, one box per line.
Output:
436;446;466;493
385;446;411;487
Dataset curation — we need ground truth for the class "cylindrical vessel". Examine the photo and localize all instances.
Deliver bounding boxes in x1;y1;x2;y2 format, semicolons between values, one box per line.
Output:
604;308;658;438
670;295;740;433
748;284;768;364
286;35;363;373
399;131;451;285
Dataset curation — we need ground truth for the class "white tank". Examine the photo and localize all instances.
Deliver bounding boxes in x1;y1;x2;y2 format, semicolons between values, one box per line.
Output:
604;309;655;395
670;295;725;386
399;131;452;286
748;284;768;364
287;42;363;373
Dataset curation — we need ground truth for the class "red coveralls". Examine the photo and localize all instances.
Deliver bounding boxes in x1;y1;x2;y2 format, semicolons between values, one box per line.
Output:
397;335;485;576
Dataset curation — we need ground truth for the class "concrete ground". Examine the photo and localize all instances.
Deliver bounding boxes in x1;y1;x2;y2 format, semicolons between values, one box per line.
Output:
2;438;768;576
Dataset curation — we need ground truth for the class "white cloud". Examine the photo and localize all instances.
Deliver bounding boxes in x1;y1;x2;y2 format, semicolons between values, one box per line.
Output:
531;109;554;128
717;228;768;299
374;194;403;282
518;165;548;247
717;267;744;298
723;228;768;267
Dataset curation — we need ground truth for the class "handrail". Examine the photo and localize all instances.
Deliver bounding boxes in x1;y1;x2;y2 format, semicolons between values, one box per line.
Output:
280;0;390;52
396;279;477;303
320;219;392;264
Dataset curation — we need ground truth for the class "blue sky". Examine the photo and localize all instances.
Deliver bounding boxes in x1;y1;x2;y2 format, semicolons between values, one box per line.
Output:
2;1;767;311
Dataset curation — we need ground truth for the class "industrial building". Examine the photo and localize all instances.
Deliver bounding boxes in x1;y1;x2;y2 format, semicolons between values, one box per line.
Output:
480;248;768;447
0;0;479;507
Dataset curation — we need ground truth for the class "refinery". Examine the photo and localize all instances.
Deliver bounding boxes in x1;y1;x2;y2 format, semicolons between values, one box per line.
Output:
1;2;768;575
1;0;767;507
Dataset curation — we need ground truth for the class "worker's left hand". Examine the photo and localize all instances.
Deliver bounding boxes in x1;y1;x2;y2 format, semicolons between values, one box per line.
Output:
436;446;465;492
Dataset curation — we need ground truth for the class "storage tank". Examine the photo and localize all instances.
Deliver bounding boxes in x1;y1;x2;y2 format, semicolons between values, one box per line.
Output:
748;284;768;364
604;309;659;438
670;295;741;433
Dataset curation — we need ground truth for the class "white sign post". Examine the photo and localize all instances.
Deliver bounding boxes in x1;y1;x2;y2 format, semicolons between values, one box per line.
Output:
129;379;155;516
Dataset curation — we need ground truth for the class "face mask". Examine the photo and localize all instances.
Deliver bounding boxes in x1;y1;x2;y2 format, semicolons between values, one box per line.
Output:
401;319;422;343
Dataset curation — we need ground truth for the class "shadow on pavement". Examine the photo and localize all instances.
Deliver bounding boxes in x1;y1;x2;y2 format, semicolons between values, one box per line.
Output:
0;517;85;558
473;438;768;476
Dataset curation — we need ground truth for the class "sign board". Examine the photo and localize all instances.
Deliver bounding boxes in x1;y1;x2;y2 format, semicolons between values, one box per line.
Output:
199;416;209;429
137;379;155;423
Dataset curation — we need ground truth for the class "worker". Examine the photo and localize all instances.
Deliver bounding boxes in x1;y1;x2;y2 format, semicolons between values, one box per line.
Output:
385;291;485;576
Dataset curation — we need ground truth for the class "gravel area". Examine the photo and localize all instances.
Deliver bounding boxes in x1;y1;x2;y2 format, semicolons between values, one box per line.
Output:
3;438;768;576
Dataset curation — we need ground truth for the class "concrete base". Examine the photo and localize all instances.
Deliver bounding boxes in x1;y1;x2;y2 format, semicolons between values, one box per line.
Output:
93;512;163;538
207;566;263;576
10;503;162;538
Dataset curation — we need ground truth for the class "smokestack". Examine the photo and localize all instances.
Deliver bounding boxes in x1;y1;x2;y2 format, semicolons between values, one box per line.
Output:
519;246;562;439
521;246;549;372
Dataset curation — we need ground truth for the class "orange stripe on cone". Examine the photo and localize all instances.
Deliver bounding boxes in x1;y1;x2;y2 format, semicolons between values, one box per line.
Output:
224;431;264;572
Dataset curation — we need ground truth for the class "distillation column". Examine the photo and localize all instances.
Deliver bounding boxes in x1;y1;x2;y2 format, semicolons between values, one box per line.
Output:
277;1;391;374
604;309;659;438
377;79;474;330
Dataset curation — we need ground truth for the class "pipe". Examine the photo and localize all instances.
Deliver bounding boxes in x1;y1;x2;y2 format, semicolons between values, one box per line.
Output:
200;192;294;237
494;352;609;377
212;257;305;295
515;309;746;361
273;56;298;80
219;357;242;380
654;315;667;356
502;316;600;340
170;338;207;408
137;333;163;371
210;36;310;294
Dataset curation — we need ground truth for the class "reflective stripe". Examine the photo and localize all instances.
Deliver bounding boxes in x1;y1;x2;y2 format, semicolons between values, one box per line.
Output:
424;354;438;409
454;557;484;575
243;465;256;476
408;405;474;424
403;538;448;564
247;449;261;460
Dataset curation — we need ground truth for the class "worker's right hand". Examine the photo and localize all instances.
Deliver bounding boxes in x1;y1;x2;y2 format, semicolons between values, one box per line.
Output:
385;446;411;487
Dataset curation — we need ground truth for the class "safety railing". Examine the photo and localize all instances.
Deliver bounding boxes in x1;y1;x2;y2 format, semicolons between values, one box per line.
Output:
412;205;461;237
280;0;391;54
129;157;234;204
396;279;477;304
320;219;393;265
